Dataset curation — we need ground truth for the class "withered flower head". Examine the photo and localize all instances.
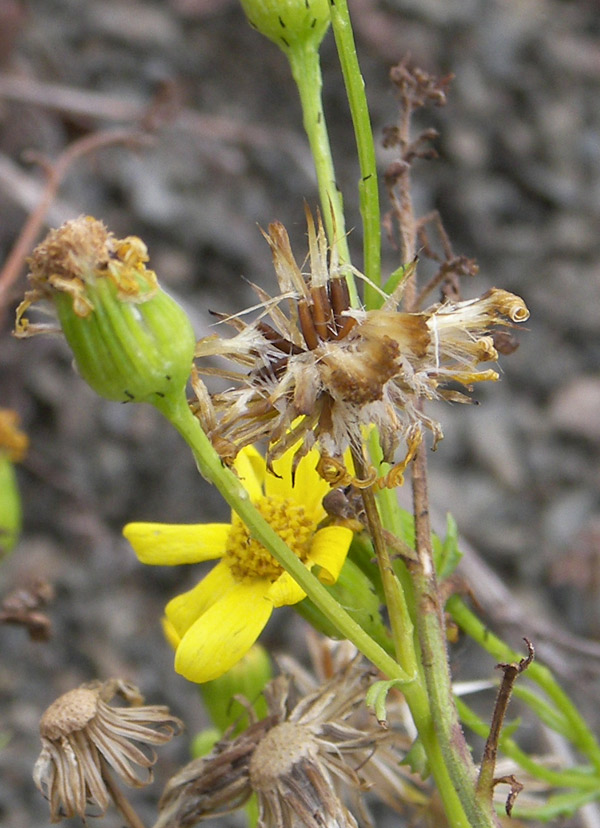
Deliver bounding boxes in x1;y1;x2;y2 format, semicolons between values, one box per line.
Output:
15;216;196;406
33;678;182;823
154;657;424;828
195;208;529;487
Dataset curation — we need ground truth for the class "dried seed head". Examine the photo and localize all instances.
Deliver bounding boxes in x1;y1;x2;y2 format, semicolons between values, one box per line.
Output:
154;657;425;828
194;210;529;487
33;678;182;822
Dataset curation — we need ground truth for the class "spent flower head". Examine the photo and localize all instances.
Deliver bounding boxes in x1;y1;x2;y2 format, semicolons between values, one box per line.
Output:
33;678;182;823
15;216;196;406
124;443;353;683
154;655;424;828
195;208;529;487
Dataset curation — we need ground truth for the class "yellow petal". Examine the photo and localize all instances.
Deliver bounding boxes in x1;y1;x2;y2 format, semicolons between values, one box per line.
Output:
308;526;353;585
267;570;307;607
123;522;229;565
162;616;180;650
265;447;329;522
166;560;236;637
174;579;273;683
233;445;265;504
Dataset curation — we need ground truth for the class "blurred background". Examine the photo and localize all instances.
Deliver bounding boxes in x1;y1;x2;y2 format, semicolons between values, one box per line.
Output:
0;1;599;825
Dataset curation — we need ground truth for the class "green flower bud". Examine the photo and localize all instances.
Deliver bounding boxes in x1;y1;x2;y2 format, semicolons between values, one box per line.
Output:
15;217;196;407
0;409;28;560
199;644;272;735
239;0;330;55
296;557;394;654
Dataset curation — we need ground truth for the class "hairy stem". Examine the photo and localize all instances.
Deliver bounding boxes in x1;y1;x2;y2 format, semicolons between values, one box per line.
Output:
411;447;499;826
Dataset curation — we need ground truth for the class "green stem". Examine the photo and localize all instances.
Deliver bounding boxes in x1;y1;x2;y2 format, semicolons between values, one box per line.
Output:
286;43;357;306
328;0;381;308
448;595;600;774
350;447;416;679
154;391;405;680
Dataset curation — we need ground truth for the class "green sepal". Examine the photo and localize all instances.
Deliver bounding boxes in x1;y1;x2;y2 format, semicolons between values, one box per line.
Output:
55;280;196;406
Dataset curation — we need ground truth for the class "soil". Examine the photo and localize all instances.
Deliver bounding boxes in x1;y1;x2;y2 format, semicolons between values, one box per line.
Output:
1;2;599;827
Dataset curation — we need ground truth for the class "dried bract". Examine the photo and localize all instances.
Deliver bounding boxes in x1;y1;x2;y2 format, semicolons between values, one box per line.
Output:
33;678;182;822
194;209;529;486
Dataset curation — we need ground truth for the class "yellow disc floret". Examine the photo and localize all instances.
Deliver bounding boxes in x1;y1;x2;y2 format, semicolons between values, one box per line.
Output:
225;497;314;581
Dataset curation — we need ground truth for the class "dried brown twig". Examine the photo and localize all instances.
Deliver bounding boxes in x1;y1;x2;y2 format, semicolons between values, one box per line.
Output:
477;639;535;815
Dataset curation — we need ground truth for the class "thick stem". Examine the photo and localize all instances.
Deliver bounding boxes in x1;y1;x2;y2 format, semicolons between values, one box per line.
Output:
411;445;498;827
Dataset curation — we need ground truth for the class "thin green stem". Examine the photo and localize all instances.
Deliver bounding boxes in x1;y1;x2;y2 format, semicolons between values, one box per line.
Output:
328;0;381;308
153;392;404;680
286;44;357;306
448;595;600;774
350;448;416;679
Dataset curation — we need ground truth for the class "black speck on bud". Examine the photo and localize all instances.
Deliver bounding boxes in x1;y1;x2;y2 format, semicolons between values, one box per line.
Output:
239;0;330;55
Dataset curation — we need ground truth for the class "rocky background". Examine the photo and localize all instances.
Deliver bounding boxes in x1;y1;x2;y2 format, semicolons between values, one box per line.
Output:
1;1;599;826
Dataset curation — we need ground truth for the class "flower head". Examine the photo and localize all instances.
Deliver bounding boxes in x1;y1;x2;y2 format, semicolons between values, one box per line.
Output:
123;445;353;683
153;655;424;828
195;209;529;487
33;678;182;822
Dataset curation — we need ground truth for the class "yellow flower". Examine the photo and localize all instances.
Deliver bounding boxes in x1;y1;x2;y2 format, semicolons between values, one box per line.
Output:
123;446;353;683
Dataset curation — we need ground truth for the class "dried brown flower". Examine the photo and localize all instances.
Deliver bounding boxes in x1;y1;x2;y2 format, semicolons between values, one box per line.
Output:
154;656;425;828
194;208;529;487
33;678;182;822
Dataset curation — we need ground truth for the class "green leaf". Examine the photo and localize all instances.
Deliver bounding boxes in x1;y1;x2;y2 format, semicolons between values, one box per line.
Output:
512;788;600;822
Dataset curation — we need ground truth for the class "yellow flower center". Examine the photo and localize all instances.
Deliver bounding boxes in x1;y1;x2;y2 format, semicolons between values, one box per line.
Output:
224;497;314;581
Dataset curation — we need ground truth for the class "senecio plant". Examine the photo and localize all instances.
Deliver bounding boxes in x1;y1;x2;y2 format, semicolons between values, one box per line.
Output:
12;2;600;827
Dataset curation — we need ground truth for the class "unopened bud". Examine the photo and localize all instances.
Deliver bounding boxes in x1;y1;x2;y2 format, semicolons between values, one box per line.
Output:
15;217;196;407
239;0;330;55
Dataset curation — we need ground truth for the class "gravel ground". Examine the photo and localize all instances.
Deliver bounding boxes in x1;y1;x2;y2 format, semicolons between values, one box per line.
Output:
1;1;599;826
